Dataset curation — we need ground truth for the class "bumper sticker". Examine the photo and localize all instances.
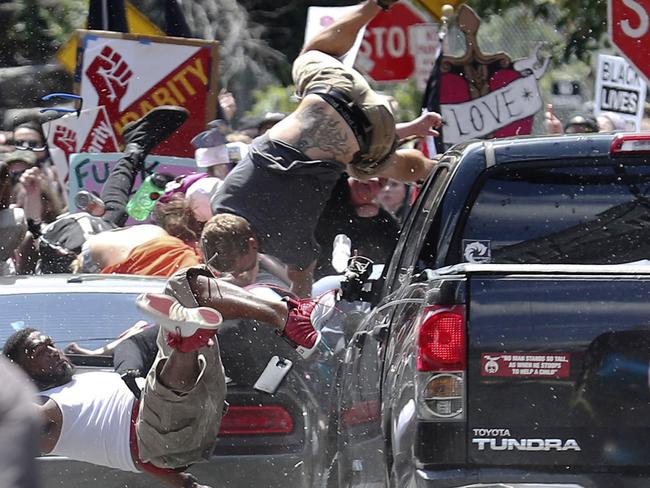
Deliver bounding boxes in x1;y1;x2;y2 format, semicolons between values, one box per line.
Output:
481;353;570;378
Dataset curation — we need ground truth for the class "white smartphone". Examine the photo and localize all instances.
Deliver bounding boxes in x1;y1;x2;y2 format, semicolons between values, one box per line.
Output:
254;356;293;394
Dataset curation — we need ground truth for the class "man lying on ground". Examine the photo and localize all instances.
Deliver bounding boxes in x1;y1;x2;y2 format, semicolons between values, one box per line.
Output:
3;299;224;488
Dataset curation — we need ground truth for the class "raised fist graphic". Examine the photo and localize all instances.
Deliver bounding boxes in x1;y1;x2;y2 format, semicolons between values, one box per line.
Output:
86;46;133;111
52;126;78;159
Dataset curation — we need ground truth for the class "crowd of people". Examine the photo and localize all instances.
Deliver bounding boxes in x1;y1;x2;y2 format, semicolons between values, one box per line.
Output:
2;0;642;486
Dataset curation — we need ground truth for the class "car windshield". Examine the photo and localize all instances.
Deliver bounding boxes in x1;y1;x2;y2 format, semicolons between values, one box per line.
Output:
461;162;650;265
0;292;145;350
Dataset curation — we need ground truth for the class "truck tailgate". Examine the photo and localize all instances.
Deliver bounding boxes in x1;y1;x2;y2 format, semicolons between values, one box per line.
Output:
467;272;650;467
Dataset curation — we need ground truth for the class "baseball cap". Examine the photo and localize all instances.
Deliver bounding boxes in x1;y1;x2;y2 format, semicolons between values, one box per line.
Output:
564;113;598;133
195;142;249;168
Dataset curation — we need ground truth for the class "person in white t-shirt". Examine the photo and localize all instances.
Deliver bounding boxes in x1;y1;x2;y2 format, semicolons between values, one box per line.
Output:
2;295;227;488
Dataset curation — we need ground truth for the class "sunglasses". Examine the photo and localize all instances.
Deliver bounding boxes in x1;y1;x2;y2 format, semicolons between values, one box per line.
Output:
11;93;83;152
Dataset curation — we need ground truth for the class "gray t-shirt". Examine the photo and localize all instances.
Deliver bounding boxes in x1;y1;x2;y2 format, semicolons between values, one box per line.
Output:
210;134;345;269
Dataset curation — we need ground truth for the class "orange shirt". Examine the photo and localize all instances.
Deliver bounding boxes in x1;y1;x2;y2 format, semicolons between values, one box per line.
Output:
101;235;201;277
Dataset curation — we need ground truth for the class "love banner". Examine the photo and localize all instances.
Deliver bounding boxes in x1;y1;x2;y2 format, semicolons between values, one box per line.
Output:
74;30;219;157
437;6;549;145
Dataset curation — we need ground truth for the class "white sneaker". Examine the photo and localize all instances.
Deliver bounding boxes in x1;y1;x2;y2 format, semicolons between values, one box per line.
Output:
135;293;222;337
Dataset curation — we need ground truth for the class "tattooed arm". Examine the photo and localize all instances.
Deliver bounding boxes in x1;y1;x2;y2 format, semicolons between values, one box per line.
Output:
268;95;358;163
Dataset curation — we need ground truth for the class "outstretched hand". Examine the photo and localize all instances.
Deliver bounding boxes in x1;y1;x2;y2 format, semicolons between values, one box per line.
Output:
544;103;563;135
396;111;442;140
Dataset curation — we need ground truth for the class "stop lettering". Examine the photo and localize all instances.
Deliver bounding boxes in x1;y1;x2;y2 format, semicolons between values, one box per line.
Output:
357;3;430;82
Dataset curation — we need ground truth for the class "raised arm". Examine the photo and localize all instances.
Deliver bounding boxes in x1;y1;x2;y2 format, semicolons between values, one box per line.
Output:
395;111;442;140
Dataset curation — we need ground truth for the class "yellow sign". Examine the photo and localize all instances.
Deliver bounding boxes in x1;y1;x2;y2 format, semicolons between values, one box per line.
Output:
56;1;164;72
415;0;464;20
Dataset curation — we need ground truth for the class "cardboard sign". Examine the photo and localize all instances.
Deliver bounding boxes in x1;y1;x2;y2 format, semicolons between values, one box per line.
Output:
410;24;440;92
68;152;199;206
43;106;120;187
481;353;570;378
304;6;366;67
593;54;646;131
438;6;549;145
75;30;219;157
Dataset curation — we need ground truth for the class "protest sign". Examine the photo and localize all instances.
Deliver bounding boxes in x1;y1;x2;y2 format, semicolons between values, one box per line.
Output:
68;152;199;207
436;6;549;145
593;54;646;131
75;30;219;157
410;23;440;91
305;6;366;67
356;3;434;83
43;106;119;187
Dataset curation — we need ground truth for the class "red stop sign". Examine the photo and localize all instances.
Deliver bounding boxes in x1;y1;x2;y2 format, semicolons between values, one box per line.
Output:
357;3;430;82
609;0;650;83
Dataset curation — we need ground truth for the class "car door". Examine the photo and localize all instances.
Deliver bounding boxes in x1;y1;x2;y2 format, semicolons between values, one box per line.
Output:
336;162;453;487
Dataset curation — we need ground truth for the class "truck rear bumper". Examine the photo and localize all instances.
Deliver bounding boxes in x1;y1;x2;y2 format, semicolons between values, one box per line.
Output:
415;467;650;488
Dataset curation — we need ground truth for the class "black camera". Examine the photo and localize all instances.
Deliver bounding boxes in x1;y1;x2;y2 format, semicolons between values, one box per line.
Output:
340;255;374;302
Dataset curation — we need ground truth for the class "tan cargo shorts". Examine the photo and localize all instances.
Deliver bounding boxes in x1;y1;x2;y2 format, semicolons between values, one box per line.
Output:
136;266;227;469
292;50;397;174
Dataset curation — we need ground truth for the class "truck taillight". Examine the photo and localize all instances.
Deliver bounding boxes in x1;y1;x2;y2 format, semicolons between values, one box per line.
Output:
610;134;650;153
416;304;466;420
218;405;294;435
417;305;466;372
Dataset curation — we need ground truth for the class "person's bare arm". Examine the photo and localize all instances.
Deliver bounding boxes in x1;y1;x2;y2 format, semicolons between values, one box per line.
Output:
395;111;442;140
190;275;288;329
300;0;381;56
353;148;439;183
37;398;62;454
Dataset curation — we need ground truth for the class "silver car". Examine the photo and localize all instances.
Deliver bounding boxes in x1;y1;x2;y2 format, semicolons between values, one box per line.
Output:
0;273;338;487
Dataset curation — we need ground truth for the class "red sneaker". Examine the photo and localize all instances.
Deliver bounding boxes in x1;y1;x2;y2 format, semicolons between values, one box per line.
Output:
136;293;222;353
279;297;323;359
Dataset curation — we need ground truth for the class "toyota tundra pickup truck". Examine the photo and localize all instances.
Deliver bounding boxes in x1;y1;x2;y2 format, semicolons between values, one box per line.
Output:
332;133;650;488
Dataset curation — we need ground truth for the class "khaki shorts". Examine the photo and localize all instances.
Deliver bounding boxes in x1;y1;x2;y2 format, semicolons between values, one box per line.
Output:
136;266;227;469
292;50;397;175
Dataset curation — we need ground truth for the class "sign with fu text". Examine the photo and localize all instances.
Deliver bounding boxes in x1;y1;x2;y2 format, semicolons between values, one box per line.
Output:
75;30;219;157
593;54;646;130
68;152;199;206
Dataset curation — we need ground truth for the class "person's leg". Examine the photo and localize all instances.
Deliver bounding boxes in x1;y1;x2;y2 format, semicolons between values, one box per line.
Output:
99;106;189;227
301;0;381;57
155;348;201;392
99;150;145;227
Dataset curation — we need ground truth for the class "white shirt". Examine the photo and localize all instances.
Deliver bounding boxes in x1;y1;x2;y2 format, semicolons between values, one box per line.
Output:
42;372;139;473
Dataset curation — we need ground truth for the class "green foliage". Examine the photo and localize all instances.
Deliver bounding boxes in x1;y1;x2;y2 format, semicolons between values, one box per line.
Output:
246;84;299;118
469;0;608;63
0;0;86;66
379;79;422;122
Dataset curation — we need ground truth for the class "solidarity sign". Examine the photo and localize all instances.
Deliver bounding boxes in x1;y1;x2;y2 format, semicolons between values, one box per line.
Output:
75;31;220;157
43;106;119;187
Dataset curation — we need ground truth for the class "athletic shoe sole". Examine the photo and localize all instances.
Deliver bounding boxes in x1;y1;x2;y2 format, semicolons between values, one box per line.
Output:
135;293;222;337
